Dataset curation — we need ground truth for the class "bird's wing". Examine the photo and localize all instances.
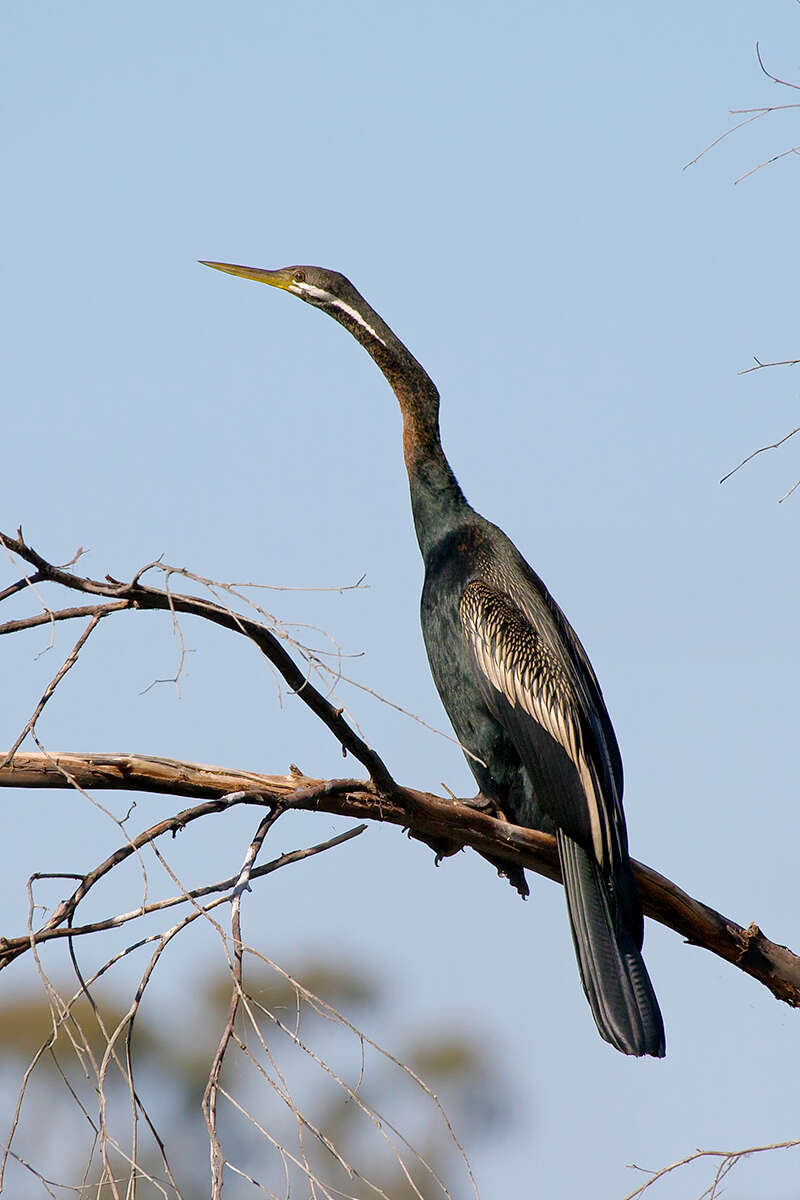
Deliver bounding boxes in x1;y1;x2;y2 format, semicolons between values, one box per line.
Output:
508;558;624;798
459;578;624;872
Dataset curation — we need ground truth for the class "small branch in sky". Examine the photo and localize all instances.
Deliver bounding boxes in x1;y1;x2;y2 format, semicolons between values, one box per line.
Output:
0;613;105;768
734;143;800;184
720;424;800;485
755;39;800;92
684;42;800;178
683;108;772;170
738;357;800;376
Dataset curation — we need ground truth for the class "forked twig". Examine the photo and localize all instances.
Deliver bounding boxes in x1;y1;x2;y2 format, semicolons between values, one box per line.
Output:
624;1136;800;1199
684;42;800;179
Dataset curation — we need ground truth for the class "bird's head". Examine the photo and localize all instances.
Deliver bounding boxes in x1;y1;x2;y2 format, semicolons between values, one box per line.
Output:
200;260;393;351
201;260;349;305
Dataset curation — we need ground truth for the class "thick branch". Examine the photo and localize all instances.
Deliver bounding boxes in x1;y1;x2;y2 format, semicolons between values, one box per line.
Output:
2;751;799;1010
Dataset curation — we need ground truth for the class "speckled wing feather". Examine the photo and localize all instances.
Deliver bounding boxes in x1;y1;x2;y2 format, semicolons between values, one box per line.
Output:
510;565;625;800
459;578;622;874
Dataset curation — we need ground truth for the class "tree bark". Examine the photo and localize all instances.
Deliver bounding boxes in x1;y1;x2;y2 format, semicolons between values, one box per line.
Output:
3;750;799;1009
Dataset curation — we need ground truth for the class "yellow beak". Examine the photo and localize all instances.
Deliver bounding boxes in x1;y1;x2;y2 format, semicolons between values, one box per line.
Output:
199;261;293;290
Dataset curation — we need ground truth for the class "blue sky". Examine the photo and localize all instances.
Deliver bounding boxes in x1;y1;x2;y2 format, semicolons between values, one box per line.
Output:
3;3;800;1196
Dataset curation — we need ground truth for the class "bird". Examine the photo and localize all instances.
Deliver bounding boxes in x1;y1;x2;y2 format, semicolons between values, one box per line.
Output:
201;259;666;1058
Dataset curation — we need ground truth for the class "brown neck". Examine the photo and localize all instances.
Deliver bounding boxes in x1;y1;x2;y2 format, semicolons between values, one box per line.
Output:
322;288;472;554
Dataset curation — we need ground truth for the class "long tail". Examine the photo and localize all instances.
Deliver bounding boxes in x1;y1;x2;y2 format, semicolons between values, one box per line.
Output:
557;831;665;1057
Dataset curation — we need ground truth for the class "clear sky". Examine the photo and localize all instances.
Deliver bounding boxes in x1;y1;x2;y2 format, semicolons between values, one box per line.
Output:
3;2;800;1196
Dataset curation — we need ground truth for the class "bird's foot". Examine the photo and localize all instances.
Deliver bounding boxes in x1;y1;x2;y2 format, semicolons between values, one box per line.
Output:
500;863;530;899
476;851;530;899
459;792;510;822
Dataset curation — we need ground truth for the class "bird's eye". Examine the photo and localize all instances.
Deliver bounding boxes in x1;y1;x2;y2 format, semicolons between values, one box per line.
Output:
293;270;306;284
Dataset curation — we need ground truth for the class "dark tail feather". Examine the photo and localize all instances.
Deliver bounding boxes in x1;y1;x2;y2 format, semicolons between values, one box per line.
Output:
557;831;666;1058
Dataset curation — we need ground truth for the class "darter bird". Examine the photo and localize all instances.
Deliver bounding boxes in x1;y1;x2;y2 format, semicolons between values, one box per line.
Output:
201;260;666;1058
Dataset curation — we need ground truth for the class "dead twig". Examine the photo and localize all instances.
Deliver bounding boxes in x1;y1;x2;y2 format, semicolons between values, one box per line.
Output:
738;356;800;376
1;613;105;768
0;778;361;969
5;821;367;954
203;805;284;1198
684;41;800;177
754;40;800;93
0;528;398;797
1;819;370;1199
624;1136;800;1199
719;424;800;484
734;143;800;184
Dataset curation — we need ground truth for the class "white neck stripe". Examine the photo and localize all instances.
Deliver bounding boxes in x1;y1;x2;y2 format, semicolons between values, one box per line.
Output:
297;283;387;348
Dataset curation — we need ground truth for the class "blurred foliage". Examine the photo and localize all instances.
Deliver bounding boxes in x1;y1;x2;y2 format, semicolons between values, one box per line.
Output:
0;992;157;1061
207;956;381;1015
0;955;514;1198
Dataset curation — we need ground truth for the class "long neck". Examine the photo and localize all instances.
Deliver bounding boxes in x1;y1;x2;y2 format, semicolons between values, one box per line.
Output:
330;295;472;558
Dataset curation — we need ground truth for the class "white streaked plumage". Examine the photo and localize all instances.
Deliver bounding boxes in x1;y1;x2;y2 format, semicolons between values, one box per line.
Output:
460;580;612;866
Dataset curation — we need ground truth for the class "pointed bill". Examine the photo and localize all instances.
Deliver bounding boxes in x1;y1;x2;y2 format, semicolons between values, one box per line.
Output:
199;261;294;290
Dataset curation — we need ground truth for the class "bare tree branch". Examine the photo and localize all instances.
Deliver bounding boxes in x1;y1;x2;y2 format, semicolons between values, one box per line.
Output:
0;773;359;968
2;531;799;1008
683;108;775;170
2;751;799;1011
686;42;800;507
10;818;480;1198
3;512;800;1198
734;143;800;184
4;612;105;763
203;804;284;1199
624;1136;800;1200
738;357;800;376
755;39;800;94
719;424;800;484
0;529;397;795
685;41;800;176
0;819;365;954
